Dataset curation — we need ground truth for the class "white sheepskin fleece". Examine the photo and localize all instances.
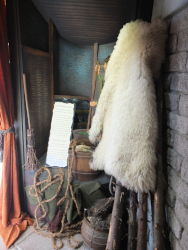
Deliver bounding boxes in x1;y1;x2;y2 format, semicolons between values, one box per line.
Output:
89;19;167;193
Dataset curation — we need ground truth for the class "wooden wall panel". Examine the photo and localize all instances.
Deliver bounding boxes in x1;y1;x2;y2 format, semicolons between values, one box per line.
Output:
32;0;138;45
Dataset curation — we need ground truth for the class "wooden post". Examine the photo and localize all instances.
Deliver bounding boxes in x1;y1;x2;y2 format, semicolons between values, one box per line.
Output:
153;77;164;249
87;42;98;131
106;181;125;250
128;191;138;250
136;192;148;250
49;18;54;113
153;155;164;249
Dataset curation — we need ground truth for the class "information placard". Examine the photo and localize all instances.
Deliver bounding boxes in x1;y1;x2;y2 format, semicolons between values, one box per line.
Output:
46;102;75;167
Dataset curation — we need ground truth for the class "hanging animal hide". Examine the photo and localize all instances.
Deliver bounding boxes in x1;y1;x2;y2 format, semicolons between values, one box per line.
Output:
89;19;167;193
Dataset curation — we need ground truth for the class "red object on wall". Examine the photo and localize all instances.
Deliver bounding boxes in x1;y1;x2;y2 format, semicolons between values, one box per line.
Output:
0;0;33;248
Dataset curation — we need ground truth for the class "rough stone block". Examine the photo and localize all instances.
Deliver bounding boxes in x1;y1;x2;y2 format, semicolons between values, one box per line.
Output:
168;166;179;189
173;132;188;158
167;128;175;147
168;166;188;206
167;147;183;172
166;186;176;208
175;199;188;232
177;30;188;52
169;231;183;250
165;53;188;72
170;7;188;34
179;94;188;116
168;207;183;239
167;35;177;54
181;158;188;183
164;92;180;111
180;229;188;250
170;73;188;92
168;111;188;134
163;74;172;91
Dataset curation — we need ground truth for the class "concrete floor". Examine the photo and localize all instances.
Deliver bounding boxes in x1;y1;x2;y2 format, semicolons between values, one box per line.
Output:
0;225;91;250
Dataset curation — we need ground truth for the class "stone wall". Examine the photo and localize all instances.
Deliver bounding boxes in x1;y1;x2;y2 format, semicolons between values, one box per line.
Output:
164;6;188;250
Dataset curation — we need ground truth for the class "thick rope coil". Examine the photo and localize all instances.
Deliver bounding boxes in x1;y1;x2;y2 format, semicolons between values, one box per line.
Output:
30;139;86;249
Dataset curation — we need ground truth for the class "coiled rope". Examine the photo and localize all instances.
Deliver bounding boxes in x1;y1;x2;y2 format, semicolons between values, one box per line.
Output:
29;139;86;249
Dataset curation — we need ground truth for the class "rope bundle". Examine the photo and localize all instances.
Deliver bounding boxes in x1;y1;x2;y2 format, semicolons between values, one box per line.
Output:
29;139;86;249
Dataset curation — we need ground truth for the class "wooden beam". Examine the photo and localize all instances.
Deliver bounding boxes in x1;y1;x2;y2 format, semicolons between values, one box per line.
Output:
49;18;54;113
91;43;98;102
153;76;164;249
87;42;98;131
106;181;125;250
128;191;138;250
136;192;148;250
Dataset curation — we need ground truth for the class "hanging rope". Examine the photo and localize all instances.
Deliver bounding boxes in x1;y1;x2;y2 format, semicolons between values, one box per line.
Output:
30;139;86;249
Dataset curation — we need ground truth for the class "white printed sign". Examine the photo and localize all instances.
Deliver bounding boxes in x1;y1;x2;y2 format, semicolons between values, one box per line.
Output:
46;102;74;167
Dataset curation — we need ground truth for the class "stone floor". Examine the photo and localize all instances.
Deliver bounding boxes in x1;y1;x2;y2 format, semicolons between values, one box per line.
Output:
0;225;91;250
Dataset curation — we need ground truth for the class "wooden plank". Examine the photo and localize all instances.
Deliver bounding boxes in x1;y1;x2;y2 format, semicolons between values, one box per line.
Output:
49;18;54;113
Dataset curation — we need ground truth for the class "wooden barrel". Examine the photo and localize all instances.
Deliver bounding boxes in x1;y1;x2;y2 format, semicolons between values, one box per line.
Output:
73;129;93;146
81;217;109;250
69;149;102;181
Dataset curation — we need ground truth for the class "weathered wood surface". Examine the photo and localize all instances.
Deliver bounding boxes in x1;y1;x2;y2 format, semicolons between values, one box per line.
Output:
23;74;31;129
87;43;98;131
153;77;164;249
153;155;164;249
106;181;125;250
128;191;137;250
136;192;148;250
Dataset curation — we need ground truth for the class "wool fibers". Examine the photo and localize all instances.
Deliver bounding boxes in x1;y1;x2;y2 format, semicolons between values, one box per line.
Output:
89;19;167;193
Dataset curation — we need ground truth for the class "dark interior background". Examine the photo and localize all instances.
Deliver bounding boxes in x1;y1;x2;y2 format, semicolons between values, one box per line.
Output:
6;0;154;211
